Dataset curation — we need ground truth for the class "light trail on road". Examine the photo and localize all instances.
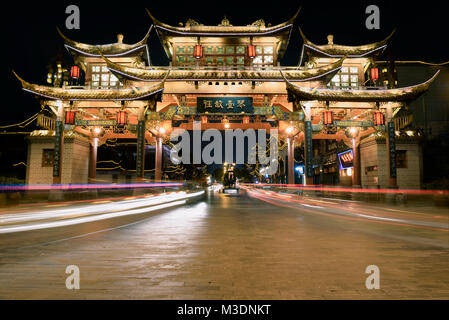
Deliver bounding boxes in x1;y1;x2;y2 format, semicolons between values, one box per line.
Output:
0;191;205;234
244;187;449;232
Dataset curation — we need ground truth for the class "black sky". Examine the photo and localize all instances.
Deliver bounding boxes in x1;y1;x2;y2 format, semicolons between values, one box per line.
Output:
3;0;448;125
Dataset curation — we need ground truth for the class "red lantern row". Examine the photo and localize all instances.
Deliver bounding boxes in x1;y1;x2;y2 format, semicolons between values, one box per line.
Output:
373;112;384;126
323;111;333;125
370;67;379;82
70;66;80;79
65;111;76;125
116;110;128;126
192;44;257;59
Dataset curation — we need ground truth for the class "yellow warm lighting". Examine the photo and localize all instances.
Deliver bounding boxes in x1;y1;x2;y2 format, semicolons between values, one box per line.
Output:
350;127;358;135
286;126;293;134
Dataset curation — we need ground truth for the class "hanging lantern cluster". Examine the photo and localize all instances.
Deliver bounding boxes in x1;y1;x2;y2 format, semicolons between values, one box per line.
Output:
116;110;128;127
194;37;203;59
64;110;76;125
323;111;334;125
248;45;256;59
70;66;80;79
248;36;256;59
370;67;379;83
373;111;384;126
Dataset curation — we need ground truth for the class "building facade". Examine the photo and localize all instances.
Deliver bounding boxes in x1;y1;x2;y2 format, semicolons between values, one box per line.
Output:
14;8;438;188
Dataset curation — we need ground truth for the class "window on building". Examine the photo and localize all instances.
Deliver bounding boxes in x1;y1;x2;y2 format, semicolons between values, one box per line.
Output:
42;149;54;167
329;66;359;88
203;45;246;68
91;65;121;88
396;150;407;168
253;45;274;67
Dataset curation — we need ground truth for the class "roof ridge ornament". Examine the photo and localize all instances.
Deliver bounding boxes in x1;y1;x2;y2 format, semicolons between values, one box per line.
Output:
186;19;203;27
248;19;266;28
219;16;232;26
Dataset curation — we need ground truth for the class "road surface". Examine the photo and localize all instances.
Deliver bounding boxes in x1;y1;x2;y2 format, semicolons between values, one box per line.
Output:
0;188;448;299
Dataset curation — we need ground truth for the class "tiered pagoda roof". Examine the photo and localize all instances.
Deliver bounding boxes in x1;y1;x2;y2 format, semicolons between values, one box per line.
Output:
146;8;300;60
282;70;440;103
13;70;167;101
101;53;345;82
57;27;151;66
299;27;396;58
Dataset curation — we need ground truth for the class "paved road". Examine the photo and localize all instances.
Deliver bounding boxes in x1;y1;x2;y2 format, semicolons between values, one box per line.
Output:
0;188;448;299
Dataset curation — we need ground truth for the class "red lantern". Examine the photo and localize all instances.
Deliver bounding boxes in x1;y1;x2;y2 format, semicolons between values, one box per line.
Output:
370;67;379;82
323;111;333;125
248;44;256;59
194;45;203;59
65;111;76;125
70;66;80;79
116;110;128;126
373;112;384;126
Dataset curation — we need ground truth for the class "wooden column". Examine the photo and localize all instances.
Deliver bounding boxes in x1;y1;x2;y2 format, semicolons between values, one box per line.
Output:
155;135;162;181
287;137;295;184
88;137;98;183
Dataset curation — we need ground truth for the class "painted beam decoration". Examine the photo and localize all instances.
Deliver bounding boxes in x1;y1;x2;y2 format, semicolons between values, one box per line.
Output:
334;120;374;127
76;119;117;127
197;97;253;114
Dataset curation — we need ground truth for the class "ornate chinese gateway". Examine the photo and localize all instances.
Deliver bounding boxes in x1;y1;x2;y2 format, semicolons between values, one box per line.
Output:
15;8;438;187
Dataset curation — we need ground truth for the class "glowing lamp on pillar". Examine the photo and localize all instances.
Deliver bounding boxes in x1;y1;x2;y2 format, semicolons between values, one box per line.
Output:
116;110;128;128
323;111;333;126
158;127;166;135
223;117;230;129
286;126;294;134
370;67;379;85
373;112;385;126
64;110;76;125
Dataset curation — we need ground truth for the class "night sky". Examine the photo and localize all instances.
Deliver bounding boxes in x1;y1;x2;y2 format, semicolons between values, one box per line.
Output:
3;0;448;125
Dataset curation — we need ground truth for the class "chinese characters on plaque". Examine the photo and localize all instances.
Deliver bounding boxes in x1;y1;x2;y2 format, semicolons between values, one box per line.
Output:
197;97;253;114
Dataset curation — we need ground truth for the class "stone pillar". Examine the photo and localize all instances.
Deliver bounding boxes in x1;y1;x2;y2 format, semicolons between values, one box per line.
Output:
386;104;397;187
287;137;295;184
88;137;98;183
304;120;313;185
52;102;65;184
136;120;146;181
352;138;361;186
155;135;163;181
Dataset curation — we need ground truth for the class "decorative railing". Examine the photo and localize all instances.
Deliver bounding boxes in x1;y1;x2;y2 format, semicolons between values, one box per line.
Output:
394;113;413;130
36;114;56;130
326;85;388;91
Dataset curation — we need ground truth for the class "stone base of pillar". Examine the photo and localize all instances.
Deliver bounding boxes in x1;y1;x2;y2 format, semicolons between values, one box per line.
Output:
48;189;64;201
306;177;313;186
